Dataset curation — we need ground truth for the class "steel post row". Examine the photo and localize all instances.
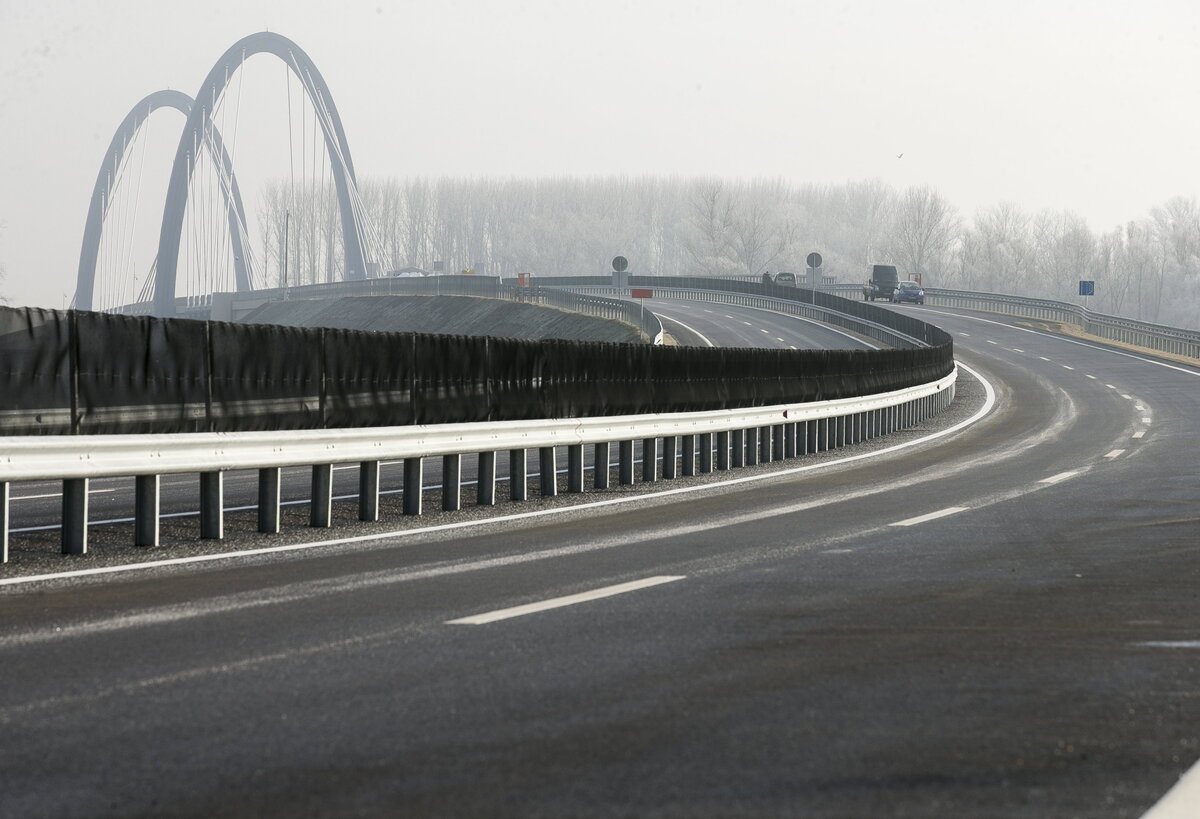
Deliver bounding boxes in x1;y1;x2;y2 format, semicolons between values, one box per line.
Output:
3;379;957;563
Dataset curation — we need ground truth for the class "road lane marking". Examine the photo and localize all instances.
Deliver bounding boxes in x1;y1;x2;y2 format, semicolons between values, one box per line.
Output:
11;489;116;501
890;507;969;527
1143;417;1152;423
1121;394;1133;400
446;576;686;625
1040;471;1080;485
1105;449;1125;459
1135;641;1200;648
1039;356;1051;361
1085;374;1097;379
959;332;970;337
986;340;998;345
1141;746;1200;819
1011;348;1024;353
1133;430;1146;439
1106;384;1117;389
651;311;715;347
1062;365;1075;370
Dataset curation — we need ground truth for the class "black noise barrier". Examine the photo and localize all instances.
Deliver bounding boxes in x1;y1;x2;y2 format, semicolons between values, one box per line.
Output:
0;294;953;435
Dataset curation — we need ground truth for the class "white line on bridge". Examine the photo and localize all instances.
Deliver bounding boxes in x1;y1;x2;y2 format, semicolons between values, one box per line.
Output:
651;311;715;347
1105;449;1125;459
1133;430;1146;439
446;575;686;625
1040;471;1080;485
11;489;116;502
889;507;969;527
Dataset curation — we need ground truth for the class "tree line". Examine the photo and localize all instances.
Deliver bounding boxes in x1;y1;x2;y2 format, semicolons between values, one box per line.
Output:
256;177;1200;330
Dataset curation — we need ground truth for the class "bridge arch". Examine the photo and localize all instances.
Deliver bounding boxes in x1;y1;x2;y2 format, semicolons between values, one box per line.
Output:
75;90;252;312
153;32;370;316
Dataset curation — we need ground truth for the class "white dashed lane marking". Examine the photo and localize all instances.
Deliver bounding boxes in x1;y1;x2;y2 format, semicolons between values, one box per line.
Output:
1040;471;1080;485
446;576;687;625
890;507;969;527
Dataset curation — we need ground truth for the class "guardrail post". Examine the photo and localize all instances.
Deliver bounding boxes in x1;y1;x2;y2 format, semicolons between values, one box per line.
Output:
773;425;785;460
359;461;380;522
134;475;160;546
804;420;815;454
732;429;746;467
539;447;557;497
717;430;730;470
62;478;89;555
0;481;7;563
784;423;797;458
444;454;463;510
567;444;584;492
699;432;714;473
759;426;772;463
478;452;497;505
259;467;282;533
681;434;696;477
311;464;333;528
662;436;678;479
642;438;658;482
199;471;223;540
619;440;635;485
510;449;528;501
594;442;611;489
404;457;424;515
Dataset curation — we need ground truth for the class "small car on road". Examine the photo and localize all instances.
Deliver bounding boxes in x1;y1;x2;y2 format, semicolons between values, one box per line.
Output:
891;281;925;304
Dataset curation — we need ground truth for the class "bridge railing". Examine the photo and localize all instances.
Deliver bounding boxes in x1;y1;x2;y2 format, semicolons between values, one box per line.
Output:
517;286;665;344
0;284;954;563
921;288;1200;359
0;367;957;563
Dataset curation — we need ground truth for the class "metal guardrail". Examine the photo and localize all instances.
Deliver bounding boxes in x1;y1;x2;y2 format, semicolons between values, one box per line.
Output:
549;285;929;349
521;287;665;344
921;288;1200;359
0;368;957;562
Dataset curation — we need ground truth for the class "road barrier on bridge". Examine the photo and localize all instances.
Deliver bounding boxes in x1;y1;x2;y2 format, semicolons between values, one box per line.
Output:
0;285;955;563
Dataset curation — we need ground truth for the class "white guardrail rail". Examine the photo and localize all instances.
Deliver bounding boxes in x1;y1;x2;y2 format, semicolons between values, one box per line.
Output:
0;368;957;563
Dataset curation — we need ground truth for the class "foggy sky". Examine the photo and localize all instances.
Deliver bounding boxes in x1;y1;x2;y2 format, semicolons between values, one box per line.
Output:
1;0;1198;309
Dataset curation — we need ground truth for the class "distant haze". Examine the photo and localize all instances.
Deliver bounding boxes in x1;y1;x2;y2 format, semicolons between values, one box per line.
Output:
1;0;1198;309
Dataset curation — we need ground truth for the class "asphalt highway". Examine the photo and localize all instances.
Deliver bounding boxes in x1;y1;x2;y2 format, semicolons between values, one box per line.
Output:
1;301;1197;818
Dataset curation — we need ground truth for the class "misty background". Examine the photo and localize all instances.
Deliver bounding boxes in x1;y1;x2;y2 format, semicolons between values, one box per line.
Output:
1;0;1198;327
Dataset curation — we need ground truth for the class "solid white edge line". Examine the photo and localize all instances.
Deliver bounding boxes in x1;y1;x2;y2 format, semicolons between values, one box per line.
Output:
446;575;686;625
890;506;969;527
651;311;715;347
1141;756;1200;819
0;362;997;588
11;489;116;501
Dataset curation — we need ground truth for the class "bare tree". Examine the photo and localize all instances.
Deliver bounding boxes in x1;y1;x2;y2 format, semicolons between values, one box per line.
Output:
684;179;739;277
890;185;959;284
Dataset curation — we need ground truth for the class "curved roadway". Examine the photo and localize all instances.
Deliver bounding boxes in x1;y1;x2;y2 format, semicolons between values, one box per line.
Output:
1;300;1197;818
